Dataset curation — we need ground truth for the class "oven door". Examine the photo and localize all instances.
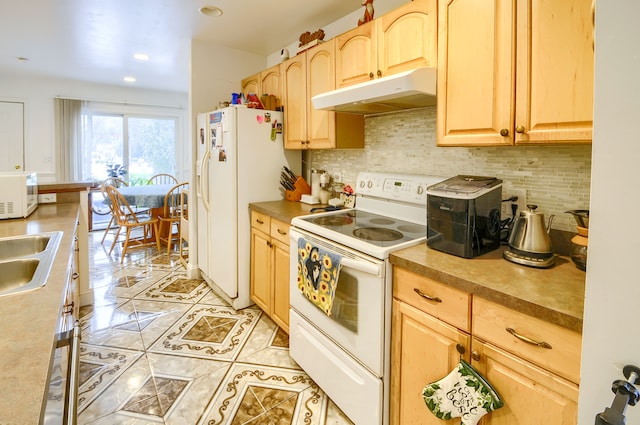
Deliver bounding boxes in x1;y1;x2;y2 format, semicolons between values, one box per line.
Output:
289;228;389;425
289;228;386;376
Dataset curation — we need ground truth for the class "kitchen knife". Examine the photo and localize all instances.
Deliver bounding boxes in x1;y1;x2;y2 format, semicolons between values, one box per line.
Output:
283;166;297;182
280;176;294;190
281;171;295;188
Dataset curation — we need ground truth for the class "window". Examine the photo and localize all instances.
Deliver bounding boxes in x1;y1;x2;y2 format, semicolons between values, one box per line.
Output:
80;103;178;185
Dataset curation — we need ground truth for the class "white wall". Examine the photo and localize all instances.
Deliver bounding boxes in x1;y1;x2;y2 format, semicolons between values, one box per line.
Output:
266;0;409;66
190;40;266;115
0;72;188;182
578;2;640;424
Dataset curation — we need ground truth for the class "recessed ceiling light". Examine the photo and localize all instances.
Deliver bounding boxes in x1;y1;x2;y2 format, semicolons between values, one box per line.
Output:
199;6;223;17
16;57;29;62
123;76;136;83
133;53;150;61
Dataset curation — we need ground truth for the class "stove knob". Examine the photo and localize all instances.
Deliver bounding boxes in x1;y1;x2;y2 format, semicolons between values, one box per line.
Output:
368;181;373;188
417;186;424;195
359;180;366;189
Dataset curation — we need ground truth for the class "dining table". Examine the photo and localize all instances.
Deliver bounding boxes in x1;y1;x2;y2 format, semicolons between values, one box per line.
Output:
113;183;175;210
103;183;176;238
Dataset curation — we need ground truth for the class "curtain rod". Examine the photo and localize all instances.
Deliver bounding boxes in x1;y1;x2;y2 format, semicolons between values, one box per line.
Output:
55;95;185;110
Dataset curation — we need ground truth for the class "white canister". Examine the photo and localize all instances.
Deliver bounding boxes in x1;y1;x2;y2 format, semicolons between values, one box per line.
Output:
319;189;330;204
311;169;323;197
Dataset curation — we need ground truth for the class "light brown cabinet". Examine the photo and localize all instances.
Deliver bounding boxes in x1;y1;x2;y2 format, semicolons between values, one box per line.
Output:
250;210;291;332
282;39;363;149
471;338;579;424
391;299;470;424
391;267;581;425
335;0;437;88
241;74;259;99
241;64;282;110
437;0;594;146
65;229;80;330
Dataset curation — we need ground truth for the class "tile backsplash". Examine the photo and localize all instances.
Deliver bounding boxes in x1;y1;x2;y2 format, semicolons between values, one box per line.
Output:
310;106;592;232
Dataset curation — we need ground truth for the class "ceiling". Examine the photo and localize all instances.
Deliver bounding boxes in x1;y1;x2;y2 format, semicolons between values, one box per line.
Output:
0;0;366;92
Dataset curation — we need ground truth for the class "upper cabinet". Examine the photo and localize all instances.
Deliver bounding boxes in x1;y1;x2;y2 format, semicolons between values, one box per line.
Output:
241;64;282;110
437;0;594;146
336;0;437;88
282;39;364;150
241;74;259;98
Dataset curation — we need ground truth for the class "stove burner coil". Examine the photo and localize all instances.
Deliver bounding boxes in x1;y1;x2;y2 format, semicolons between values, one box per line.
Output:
397;224;425;234
313;216;353;226
369;218;396;225
353;227;403;242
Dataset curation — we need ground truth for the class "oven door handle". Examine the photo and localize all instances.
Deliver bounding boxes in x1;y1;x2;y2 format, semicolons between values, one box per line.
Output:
56;321;81;425
340;257;382;276
290;232;383;277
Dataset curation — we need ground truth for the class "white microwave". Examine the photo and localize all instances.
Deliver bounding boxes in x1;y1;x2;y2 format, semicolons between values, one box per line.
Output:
0;172;38;219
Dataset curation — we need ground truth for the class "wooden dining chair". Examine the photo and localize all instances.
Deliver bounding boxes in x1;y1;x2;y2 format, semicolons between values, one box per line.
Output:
178;186;189;267
105;185;161;263
158;182;188;255
99;177;149;244
147;173;178;185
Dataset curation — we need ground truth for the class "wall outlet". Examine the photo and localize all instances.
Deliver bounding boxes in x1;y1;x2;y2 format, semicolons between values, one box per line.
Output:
38;193;57;203
501;188;527;219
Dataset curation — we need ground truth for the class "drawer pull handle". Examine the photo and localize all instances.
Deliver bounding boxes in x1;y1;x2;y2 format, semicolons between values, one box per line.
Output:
256;219;264;224
413;288;442;303
506;327;552;349
277;229;287;236
471;351;481;361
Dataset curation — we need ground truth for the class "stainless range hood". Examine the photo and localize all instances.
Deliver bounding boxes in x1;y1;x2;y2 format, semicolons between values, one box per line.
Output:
312;67;436;115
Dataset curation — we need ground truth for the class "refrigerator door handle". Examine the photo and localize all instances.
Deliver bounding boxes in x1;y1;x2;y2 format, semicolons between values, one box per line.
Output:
201;149;211;210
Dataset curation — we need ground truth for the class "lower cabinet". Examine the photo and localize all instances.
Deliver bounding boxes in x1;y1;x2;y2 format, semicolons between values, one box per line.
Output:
391;300;470;425
391;267;581;425
44;218;82;424
471;338;579;424
250;210;291;333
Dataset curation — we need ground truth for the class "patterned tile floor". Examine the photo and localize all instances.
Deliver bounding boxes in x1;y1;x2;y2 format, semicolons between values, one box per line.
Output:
79;231;355;425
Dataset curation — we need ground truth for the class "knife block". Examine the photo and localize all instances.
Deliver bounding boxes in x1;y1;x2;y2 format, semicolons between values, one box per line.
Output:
285;177;311;202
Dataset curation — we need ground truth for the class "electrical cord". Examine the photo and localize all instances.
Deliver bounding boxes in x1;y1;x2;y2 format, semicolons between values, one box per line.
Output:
499;199;519;243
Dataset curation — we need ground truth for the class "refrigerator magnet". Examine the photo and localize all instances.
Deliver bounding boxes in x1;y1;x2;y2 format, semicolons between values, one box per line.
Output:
218;149;227;162
265;112;271;123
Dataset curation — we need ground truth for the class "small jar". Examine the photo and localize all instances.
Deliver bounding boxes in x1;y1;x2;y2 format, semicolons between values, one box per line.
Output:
570;233;588;271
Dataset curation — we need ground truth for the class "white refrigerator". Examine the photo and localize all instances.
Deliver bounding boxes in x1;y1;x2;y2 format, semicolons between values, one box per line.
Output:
196;106;300;309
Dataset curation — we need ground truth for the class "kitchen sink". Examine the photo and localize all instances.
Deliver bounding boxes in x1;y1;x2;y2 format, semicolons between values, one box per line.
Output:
0;232;63;297
0;234;52;261
0;258;40;292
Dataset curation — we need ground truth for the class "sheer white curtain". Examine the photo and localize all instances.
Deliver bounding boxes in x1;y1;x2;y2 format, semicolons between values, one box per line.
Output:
54;98;87;182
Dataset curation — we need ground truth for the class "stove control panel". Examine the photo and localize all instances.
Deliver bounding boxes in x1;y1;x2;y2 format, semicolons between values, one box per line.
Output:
356;172;444;205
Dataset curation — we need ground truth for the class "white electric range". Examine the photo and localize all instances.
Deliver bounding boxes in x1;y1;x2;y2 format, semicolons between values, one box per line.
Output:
289;171;444;425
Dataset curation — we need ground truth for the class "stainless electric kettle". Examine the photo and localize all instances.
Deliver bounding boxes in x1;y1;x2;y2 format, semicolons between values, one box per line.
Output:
508;204;555;255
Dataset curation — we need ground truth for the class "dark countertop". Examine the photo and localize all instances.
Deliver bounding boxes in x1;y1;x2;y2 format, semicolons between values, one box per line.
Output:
249;199;320;223
249;200;586;333
0;203;80;424
390;244;585;333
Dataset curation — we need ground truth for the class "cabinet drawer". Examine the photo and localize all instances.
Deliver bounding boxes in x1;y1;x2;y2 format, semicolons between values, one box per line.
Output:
270;218;290;245
473;297;582;384
251;210;271;234
393;267;471;332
